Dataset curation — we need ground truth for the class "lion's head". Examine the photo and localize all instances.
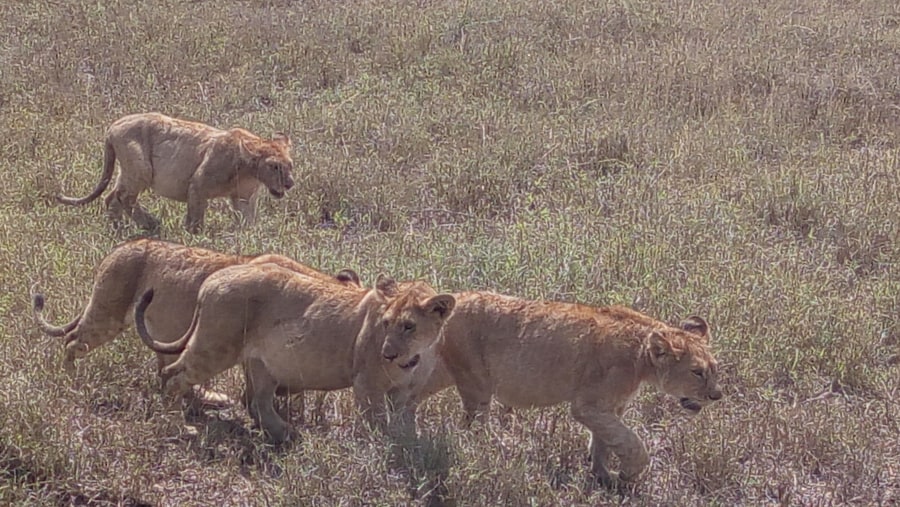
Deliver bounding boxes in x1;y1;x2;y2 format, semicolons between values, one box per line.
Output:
375;276;455;370
645;316;722;413
240;132;295;199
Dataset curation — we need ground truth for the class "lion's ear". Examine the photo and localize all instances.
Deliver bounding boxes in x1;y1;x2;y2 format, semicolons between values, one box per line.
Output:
236;137;263;164
423;294;455;320
334;268;361;287
375;273;398;297
681;316;709;341
273;132;292;147
646;331;674;366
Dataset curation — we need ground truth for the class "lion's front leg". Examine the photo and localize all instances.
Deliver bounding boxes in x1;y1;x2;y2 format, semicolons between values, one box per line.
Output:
185;184;209;234
383;387;419;438
230;190;259;227
353;378;389;430
585;433;613;483
242;358;295;420
571;400;649;486
246;361;292;443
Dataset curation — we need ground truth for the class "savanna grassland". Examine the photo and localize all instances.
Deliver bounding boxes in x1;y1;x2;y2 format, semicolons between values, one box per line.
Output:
1;0;899;505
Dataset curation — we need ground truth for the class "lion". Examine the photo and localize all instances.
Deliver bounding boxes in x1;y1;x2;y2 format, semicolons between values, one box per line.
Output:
56;112;295;233
413;292;723;487
32;239;359;406
135;263;456;442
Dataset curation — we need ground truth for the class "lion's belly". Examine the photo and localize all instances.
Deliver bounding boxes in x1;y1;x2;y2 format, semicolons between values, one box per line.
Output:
149;142;201;201
138;288;197;343
493;378;575;408
141;305;193;343
150;171;191;201
480;335;581;407
249;328;354;391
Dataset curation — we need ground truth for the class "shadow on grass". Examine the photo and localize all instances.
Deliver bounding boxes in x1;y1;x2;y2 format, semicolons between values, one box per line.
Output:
383;425;455;507
1;444;154;506
181;407;290;479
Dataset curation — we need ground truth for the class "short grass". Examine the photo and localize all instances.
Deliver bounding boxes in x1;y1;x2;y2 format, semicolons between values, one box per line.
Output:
1;0;898;505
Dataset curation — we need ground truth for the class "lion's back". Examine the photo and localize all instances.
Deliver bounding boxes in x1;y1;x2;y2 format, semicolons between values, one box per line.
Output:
105;241;245;338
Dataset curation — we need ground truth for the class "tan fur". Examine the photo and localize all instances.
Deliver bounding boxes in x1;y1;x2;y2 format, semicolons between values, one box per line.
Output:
135;264;455;442
57;112;295;233
31;239;358;376
416;292;723;486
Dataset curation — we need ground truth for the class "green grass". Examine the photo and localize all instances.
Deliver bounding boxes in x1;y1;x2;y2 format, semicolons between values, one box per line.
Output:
1;0;898;505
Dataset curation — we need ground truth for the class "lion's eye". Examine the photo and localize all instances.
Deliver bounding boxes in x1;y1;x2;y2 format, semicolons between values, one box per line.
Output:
692;369;705;378
403;322;416;332
381;320;389;329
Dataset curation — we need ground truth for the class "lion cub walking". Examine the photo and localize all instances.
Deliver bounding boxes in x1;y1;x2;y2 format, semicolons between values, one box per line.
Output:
32;239;357;375
419;292;723;486
57;112;295;233
136;264;455;442
32;239;359;414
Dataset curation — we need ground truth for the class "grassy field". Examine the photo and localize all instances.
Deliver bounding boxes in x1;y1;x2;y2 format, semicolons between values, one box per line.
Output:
1;0;898;505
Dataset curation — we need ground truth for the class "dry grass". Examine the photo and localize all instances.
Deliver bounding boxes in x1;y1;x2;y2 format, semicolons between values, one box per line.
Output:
1;0;899;505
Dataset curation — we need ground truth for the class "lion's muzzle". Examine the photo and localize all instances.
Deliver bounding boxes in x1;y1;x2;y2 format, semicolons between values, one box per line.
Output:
268;173;294;199
398;354;420;370
679;398;703;413
382;351;421;370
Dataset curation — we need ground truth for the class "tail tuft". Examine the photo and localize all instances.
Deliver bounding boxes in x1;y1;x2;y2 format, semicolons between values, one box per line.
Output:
33;293;45;311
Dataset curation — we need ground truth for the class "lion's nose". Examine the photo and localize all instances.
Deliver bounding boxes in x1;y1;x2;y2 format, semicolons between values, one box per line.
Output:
709;389;723;401
284;177;294;190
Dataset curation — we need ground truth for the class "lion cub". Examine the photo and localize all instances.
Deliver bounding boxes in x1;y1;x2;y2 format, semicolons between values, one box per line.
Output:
136;264;455;442
418;292;723;486
57;112;295;233
32;238;358;411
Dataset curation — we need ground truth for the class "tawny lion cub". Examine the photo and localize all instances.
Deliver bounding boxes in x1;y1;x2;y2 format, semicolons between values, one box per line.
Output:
420;292;723;486
57;112;295;233
136;264;455;443
32;239;358;378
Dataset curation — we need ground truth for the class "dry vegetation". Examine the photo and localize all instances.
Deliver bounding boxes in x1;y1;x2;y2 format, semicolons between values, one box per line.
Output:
1;0;898;505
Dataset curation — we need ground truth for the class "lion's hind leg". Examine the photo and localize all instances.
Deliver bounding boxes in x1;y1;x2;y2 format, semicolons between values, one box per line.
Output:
159;344;239;400
129;203;161;231
103;190;126;228
105;143;159;230
109;187;158;231
104;180;159;231
61;318;127;373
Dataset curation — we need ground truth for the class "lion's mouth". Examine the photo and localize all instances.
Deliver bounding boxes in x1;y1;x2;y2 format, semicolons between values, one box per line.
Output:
680;398;703;414
269;188;285;199
398;354;420;370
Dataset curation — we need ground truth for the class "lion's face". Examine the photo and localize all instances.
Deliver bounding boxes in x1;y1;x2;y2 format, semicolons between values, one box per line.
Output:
254;133;295;199
377;281;455;370
646;316;723;414
259;156;295;199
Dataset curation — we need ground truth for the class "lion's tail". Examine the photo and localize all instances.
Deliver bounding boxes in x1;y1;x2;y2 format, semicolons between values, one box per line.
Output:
31;288;80;337
135;289;192;355
57;138;116;205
